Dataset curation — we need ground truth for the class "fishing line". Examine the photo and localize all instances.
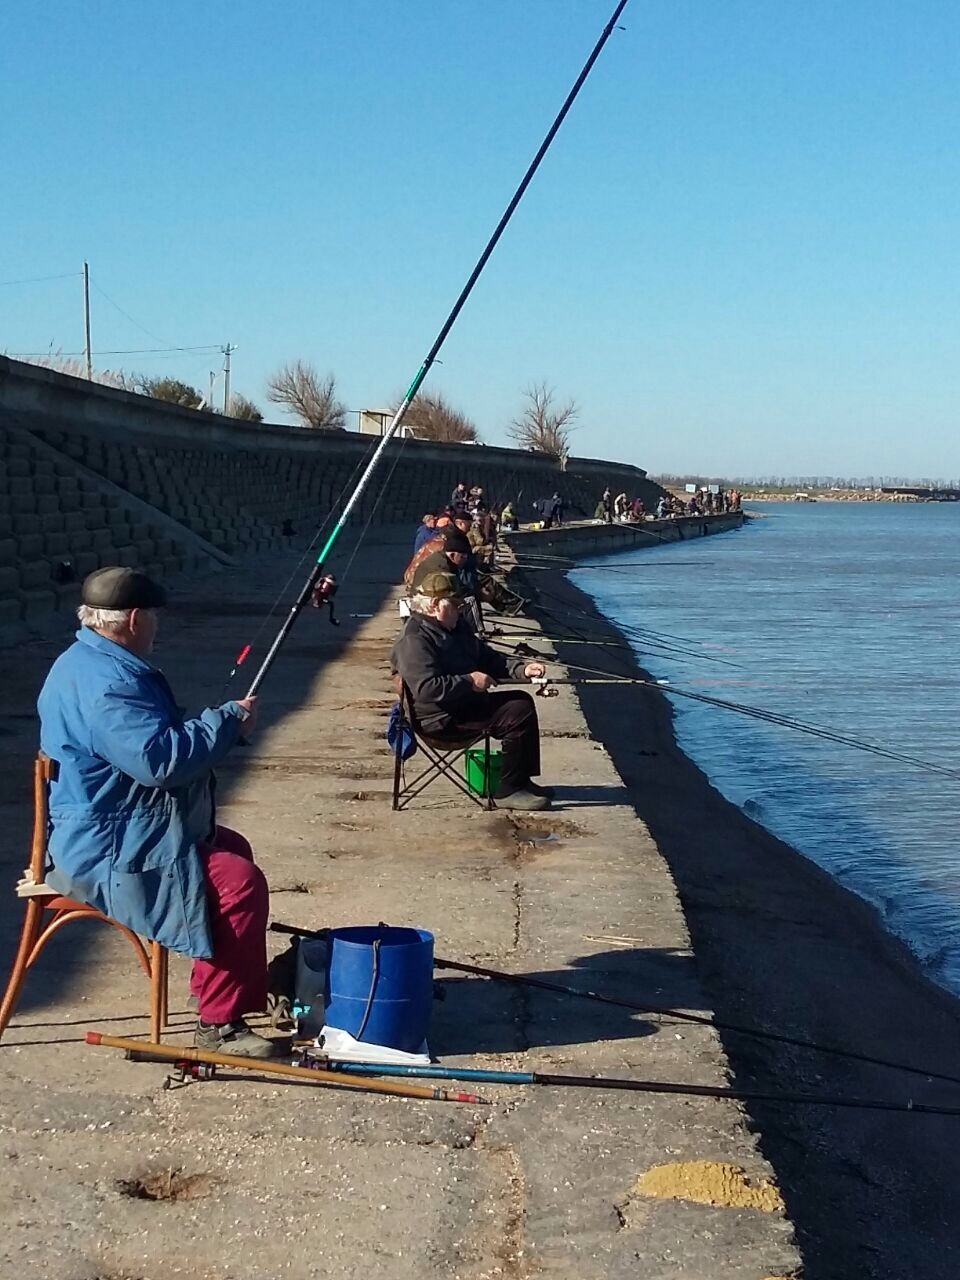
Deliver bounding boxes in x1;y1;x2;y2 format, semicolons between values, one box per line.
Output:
527;578;732;656
242;0;631;696
529;595;743;669
541;658;960;783
513;555;960;779
337;431;414;588
515;561;715;573
270;924;960;1091
488;634;691;669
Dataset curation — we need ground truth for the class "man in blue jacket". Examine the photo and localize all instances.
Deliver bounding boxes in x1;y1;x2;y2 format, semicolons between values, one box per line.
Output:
37;567;275;1058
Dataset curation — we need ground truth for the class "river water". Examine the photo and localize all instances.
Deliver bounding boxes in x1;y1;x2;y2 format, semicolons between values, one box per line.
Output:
571;502;960;995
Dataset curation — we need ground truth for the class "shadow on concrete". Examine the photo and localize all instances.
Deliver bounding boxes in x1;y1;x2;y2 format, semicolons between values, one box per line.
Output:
531;566;960;1280
0;530;407;1026
550;783;634;808
432;946;700;1054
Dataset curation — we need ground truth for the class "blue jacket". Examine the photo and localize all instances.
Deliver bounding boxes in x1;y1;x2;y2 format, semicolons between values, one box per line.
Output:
37;628;246;958
413;523;436;553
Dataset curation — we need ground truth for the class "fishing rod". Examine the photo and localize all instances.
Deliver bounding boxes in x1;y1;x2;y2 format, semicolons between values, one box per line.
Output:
241;0;631;697
269;924;960;1091
490;635;692;670
516;564;960;779
515;561;715;572
538;660;960;782
522;596;744;669
299;1055;960;1117
526;579;736;658
86;1032;485;1104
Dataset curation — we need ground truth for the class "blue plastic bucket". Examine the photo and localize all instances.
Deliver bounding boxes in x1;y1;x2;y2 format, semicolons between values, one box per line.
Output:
323;925;434;1052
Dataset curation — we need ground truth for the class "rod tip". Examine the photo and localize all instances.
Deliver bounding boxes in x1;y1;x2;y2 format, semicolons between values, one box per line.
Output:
85;1031;102;1045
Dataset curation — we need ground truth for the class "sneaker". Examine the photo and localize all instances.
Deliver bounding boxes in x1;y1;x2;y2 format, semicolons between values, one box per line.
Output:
493;788;551;811
526;781;555;799
194;1018;279;1059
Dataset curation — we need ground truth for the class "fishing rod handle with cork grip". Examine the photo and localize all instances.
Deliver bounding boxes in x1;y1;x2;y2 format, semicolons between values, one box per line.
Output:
85;1032;486;1104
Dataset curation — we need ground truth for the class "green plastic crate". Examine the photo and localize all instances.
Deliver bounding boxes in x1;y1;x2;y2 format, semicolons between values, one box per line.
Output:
464;747;502;797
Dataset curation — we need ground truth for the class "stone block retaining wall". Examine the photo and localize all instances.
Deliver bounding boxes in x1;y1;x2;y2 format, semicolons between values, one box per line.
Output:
0;356;665;630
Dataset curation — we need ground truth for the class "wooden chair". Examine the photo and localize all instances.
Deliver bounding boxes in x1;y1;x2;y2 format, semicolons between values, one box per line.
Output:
391;682;494;812
0;753;170;1043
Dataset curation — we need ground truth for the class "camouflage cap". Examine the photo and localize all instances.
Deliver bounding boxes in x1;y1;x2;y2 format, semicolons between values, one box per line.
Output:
417;571;460;600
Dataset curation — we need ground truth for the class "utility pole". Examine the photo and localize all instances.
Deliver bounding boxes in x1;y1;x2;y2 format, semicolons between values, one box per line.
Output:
82;262;92;380
221;343;236;414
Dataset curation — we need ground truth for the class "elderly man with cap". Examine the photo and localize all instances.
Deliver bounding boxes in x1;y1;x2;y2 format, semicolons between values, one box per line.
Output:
36;567;276;1058
392;570;552;810
405;524;487;634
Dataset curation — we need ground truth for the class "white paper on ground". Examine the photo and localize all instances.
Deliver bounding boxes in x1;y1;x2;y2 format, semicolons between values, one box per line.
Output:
315;1024;431;1066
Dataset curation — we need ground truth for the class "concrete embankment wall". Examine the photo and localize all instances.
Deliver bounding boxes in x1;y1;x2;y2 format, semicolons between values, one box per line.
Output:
0;355;665;632
502;510;743;559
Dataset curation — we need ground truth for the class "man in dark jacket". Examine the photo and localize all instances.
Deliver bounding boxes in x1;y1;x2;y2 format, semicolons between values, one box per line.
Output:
391;571;552;810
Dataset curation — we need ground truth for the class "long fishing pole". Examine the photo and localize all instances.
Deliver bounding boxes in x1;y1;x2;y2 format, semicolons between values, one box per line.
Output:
303;1057;960;1117
243;0;631;697
522;596;744;668
539;663;960;782
85;1033;485;1104
514;564;960;778
516;561;715;572
269;924;960;1090
526;581;735;659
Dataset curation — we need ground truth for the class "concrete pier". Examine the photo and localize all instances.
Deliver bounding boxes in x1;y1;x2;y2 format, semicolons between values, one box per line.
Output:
0;529;798;1280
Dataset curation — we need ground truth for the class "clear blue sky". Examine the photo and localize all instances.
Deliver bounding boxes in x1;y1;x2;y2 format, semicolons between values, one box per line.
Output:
4;1;959;478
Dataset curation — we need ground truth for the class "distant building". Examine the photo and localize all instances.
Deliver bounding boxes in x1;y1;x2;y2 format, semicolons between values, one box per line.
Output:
356;409;421;439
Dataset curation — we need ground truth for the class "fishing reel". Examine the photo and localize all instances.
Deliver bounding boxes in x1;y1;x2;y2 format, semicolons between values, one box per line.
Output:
531;676;559;698
310;573;340;626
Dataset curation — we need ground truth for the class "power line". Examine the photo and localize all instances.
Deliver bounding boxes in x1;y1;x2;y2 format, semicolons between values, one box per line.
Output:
89;278;174;347
10;345;221;357
0;271;81;288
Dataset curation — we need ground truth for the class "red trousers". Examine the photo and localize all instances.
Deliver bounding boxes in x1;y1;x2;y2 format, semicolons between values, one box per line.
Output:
189;826;269;1024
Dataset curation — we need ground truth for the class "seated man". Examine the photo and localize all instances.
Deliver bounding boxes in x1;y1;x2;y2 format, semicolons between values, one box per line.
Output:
404;523;467;591
413;512;437;553
404;525;484;633
37;567;276;1058
392;571;552;811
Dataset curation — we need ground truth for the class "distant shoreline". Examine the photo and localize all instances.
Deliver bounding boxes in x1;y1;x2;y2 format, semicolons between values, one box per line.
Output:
670;488;951;504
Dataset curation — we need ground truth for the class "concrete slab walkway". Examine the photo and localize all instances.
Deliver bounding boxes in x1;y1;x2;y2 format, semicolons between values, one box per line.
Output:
0;530;798;1280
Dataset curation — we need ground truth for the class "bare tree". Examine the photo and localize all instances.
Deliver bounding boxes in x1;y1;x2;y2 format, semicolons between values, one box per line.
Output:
229;393;263;423
395;389;479;443
507;383;579;465
135;376;202;408
266;361;346;429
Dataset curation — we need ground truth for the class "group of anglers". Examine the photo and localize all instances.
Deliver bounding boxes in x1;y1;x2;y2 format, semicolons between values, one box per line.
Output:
595;487;743;525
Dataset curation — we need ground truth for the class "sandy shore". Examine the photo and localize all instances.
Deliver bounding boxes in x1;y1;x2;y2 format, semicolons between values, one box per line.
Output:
519;563;960;1280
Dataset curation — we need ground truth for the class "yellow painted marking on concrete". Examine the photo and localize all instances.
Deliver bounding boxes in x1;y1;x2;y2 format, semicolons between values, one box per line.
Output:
632;1161;784;1213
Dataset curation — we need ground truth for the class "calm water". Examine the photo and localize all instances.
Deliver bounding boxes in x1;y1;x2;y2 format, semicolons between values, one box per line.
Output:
572;503;960;993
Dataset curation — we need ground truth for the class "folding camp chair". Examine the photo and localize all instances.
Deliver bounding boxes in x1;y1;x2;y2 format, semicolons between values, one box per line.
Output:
0;754;170;1043
391;682;494;812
